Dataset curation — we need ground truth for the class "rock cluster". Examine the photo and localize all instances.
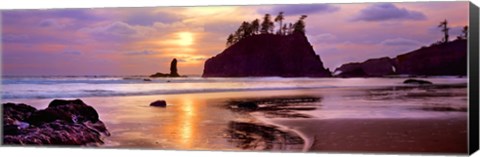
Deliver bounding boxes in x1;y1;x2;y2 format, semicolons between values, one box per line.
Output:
3;99;110;146
334;39;467;77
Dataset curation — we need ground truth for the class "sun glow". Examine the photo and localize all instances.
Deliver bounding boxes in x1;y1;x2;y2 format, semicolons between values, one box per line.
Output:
176;32;194;47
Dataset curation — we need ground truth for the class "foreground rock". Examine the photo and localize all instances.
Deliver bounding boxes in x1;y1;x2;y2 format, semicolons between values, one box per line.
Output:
403;79;433;85
3;99;110;146
150;100;167;107
203;33;331;77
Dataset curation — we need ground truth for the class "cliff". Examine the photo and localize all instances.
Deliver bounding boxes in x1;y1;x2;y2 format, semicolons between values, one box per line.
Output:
202;33;331;77
334;39;467;77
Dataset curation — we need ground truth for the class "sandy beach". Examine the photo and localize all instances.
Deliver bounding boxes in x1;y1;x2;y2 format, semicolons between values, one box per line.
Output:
5;80;468;154
270;117;467;154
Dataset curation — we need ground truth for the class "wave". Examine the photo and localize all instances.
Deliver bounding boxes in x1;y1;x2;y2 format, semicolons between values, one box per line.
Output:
1;86;334;100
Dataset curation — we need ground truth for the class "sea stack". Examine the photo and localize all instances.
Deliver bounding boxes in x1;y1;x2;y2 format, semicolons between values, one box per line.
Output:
202;33;331;77
150;58;181;77
170;58;179;77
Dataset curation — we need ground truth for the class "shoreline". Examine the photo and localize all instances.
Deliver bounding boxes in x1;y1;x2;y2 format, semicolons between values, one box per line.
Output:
2;83;468;153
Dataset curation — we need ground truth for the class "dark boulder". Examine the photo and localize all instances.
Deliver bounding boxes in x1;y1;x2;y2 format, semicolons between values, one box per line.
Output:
237;102;258;110
403;79;433;85
202;33;331;77
2;99;109;146
150;100;167;107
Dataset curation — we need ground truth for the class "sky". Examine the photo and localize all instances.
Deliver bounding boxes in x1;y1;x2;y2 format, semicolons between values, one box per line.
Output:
1;2;469;76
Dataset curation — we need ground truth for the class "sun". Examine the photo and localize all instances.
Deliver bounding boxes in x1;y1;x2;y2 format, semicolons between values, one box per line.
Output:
176;32;194;47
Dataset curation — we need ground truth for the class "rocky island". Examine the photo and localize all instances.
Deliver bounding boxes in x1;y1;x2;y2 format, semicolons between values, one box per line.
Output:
202;14;331;77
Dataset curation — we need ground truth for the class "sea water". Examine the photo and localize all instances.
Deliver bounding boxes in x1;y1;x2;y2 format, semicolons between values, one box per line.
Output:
1;76;467;100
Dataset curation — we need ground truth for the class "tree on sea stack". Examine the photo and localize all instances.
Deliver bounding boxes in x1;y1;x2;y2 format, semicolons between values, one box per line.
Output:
251;19;260;35
438;19;450;44
460;25;468;40
226;34;234;46
260;14;274;34
293;15;308;34
274;12;284;35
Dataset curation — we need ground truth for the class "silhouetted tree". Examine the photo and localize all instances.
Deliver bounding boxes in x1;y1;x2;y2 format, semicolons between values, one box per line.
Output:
261;14;274;34
226;34;234;46
288;23;293;35
293;15;308;34
438;19;450;43
461;25;468;39
281;24;288;35
251;19;260;35
274;12;284;35
241;21;253;38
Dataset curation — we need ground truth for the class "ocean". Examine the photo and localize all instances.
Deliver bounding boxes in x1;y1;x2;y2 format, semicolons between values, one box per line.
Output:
1;76;467;100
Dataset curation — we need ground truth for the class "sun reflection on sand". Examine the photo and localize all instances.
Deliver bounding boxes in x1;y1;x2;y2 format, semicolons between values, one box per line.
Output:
179;98;195;146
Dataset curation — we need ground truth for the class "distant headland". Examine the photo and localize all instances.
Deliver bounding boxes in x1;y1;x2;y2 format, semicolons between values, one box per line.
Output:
201;15;468;78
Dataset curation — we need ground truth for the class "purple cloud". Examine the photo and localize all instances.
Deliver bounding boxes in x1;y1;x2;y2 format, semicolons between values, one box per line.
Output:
260;4;339;15
125;50;155;55
380;38;421;46
125;12;182;26
63;49;82;55
38;19;65;28
2;34;30;42
353;3;427;22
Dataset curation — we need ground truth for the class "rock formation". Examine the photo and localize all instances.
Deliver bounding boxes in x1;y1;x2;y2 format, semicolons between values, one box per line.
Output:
334;39;467;77
150;58;181;77
150;100;167;107
3;99;110;145
202;33;331;77
334;57;396;77
394;39;467;76
170;58;179;77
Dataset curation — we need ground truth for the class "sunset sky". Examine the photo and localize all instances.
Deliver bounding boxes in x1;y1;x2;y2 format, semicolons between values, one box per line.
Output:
1;2;469;76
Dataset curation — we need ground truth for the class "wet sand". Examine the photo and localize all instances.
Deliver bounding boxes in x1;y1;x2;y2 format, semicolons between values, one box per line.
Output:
270;117;467;154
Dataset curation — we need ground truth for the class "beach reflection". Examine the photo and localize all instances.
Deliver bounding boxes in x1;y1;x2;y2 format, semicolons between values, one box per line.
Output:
179;97;196;147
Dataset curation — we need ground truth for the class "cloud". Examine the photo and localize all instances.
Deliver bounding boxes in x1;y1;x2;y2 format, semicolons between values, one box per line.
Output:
2;34;30;42
63;50;82;55
177;56;208;62
308;33;337;43
80;21;154;39
125;50;155;55
125;12;182;26
260;4;339;15
380;38;421;46
38;19;66;29
353;3;426;22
